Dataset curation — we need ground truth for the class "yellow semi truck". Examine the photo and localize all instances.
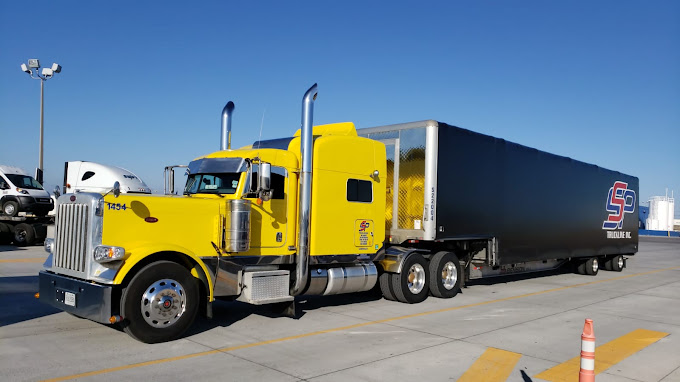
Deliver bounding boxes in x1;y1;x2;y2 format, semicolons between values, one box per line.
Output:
38;84;638;343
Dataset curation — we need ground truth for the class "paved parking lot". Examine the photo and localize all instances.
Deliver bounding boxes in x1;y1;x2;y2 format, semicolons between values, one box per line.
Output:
1;237;679;381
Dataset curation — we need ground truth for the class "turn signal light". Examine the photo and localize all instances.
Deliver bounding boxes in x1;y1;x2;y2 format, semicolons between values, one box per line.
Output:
93;245;125;263
109;315;122;324
34;293;40;299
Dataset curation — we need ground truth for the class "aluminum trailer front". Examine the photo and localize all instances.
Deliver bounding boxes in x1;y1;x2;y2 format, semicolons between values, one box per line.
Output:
359;120;638;267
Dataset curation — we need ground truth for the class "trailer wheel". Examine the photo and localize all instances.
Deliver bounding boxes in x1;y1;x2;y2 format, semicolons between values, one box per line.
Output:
391;254;429;304
583;258;598;276
13;223;35;246
379;272;397;301
3;201;19;217
121;261;199;343
603;257;613;271
610;255;624;272
428;252;461;298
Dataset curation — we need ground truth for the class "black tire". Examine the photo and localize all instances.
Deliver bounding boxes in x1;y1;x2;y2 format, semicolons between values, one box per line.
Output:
585;258;599;276
379;272;396;301
428;252;462;299
610;255;624;272
13;223;35;246
121;261;199;343
391;253;429;304
603;257;613;271
575;260;586;275
0;222;11;245
3;201;19;217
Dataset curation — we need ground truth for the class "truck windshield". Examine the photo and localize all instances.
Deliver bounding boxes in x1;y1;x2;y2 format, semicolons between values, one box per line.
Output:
184;173;240;195
5;174;44;190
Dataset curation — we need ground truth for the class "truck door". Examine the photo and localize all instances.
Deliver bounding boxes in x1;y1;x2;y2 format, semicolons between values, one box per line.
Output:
246;165;288;249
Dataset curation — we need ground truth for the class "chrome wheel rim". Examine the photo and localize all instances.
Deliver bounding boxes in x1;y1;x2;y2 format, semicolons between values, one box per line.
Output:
617;256;624;269
141;279;186;328
441;261;458;290
4;204;15;215
407;263;426;294
591;258;599;273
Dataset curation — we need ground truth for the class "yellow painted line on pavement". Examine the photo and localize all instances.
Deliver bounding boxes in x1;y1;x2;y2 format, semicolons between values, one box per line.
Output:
42;265;680;382
457;347;522;382
0;258;45;263
534;328;669;382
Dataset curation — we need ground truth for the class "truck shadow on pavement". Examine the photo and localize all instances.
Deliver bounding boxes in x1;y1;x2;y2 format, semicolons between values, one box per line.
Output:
186;288;384;335
186;267;581;337
0;275;60;326
0;245;29;252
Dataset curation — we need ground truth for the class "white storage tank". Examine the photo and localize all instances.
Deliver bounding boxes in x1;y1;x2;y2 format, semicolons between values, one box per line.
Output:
646;193;675;231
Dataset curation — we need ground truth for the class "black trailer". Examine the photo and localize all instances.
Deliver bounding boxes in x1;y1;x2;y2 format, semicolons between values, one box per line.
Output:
360;120;638;282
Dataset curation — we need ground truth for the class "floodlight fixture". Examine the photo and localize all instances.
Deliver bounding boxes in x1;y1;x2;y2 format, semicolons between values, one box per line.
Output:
20;58;62;184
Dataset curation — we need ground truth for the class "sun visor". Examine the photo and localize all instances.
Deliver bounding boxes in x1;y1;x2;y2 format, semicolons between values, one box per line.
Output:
188;157;247;174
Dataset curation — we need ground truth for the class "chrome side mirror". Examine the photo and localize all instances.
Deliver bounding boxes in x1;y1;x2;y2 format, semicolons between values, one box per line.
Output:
259;162;271;192
113;181;121;198
53;186;61;198
257;162;272;201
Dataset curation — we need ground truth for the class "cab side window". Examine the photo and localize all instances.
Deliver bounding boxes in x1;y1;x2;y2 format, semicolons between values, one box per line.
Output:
347;179;372;203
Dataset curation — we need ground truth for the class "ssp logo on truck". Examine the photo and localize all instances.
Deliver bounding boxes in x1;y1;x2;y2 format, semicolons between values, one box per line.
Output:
602;181;636;237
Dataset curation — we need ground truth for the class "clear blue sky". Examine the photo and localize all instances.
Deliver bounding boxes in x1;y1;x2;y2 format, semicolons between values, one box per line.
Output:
1;1;678;217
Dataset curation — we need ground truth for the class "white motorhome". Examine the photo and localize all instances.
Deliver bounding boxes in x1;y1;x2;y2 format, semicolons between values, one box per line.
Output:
0;165;54;217
64;161;152;194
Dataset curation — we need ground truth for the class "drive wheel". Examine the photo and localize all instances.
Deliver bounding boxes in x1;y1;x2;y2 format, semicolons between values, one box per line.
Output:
13;223;35;246
428;252;461;298
121;261;199;343
610;255;624;272
379;272;396;301
391;253;429;304
584;258;599;276
3;201;19;217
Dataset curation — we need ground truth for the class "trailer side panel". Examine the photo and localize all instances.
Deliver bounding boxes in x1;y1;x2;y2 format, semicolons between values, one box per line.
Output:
435;123;638;264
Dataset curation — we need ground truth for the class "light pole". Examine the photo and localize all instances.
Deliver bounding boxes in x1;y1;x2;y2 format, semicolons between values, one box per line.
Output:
20;59;61;184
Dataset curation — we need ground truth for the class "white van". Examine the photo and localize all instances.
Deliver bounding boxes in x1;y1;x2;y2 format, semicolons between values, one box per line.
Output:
0;165;54;217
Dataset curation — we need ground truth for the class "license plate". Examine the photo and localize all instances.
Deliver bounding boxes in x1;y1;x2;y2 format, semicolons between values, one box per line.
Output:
64;291;76;307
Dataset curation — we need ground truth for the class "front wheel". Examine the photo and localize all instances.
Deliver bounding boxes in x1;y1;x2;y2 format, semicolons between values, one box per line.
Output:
121;261;199;343
3;201;19;217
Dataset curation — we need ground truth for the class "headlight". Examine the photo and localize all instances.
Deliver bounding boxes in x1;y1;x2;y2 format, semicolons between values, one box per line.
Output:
44;238;54;253
16;188;29;195
94;245;125;263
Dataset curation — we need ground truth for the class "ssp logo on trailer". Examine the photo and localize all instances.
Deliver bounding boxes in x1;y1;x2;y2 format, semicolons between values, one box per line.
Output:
602;181;636;230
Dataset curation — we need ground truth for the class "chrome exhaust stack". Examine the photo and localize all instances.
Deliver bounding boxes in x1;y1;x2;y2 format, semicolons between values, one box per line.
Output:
221;101;235;150
291;83;318;296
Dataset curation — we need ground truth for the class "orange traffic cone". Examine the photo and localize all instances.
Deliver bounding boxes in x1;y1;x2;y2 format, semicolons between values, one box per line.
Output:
579;319;595;382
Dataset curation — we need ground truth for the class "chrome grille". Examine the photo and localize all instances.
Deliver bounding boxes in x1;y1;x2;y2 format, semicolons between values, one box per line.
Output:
54;203;90;273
